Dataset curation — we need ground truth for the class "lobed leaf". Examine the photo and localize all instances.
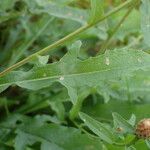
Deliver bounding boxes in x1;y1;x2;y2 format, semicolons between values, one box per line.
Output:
1;42;150;104
14;119;103;150
79;112;116;144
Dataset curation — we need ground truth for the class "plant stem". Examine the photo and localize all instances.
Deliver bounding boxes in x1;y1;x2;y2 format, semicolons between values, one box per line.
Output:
8;17;54;65
0;0;134;77
99;0;140;54
99;6;133;54
69;98;83;120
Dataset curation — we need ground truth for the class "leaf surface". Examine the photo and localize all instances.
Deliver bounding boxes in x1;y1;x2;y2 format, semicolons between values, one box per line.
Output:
89;0;104;24
15;120;103;150
0;42;150;104
79;112;116;144
27;1;88;24
112;113;134;134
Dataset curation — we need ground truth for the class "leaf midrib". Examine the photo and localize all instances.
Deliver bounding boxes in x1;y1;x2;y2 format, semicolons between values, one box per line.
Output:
0;64;149;87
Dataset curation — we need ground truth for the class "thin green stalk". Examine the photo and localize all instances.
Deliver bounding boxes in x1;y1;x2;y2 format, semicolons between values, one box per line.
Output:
69;98;84;120
99;6;134;54
99;0;140;54
0;0;135;77
9;17;54;65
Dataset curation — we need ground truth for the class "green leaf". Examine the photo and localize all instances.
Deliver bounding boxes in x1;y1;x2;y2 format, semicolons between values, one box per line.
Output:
145;139;150;149
89;0;104;24
31;55;49;67
41;141;63;150
125;146;136;150
140;0;150;47
128;114;136;126
82;100;150;123
134;140;148;149
69;87;91;119
112;113;134;134
79;112;116;144
48;101;65;121
1;42;150;104
0;0;17;11
95;69;150;102
15;130;36;150
14;119;103;150
0;86;9;93
110;9;140;41
9;16;53;66
0;143;13;150
27;1;88;24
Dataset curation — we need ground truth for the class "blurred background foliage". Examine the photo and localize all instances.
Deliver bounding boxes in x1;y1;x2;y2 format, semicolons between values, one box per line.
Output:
0;0;150;149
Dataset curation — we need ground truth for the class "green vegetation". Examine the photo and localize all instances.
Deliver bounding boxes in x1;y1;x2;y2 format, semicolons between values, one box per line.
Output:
0;0;150;149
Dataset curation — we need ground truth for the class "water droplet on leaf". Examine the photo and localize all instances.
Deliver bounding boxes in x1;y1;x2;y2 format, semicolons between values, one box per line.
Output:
59;76;64;81
105;57;110;66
